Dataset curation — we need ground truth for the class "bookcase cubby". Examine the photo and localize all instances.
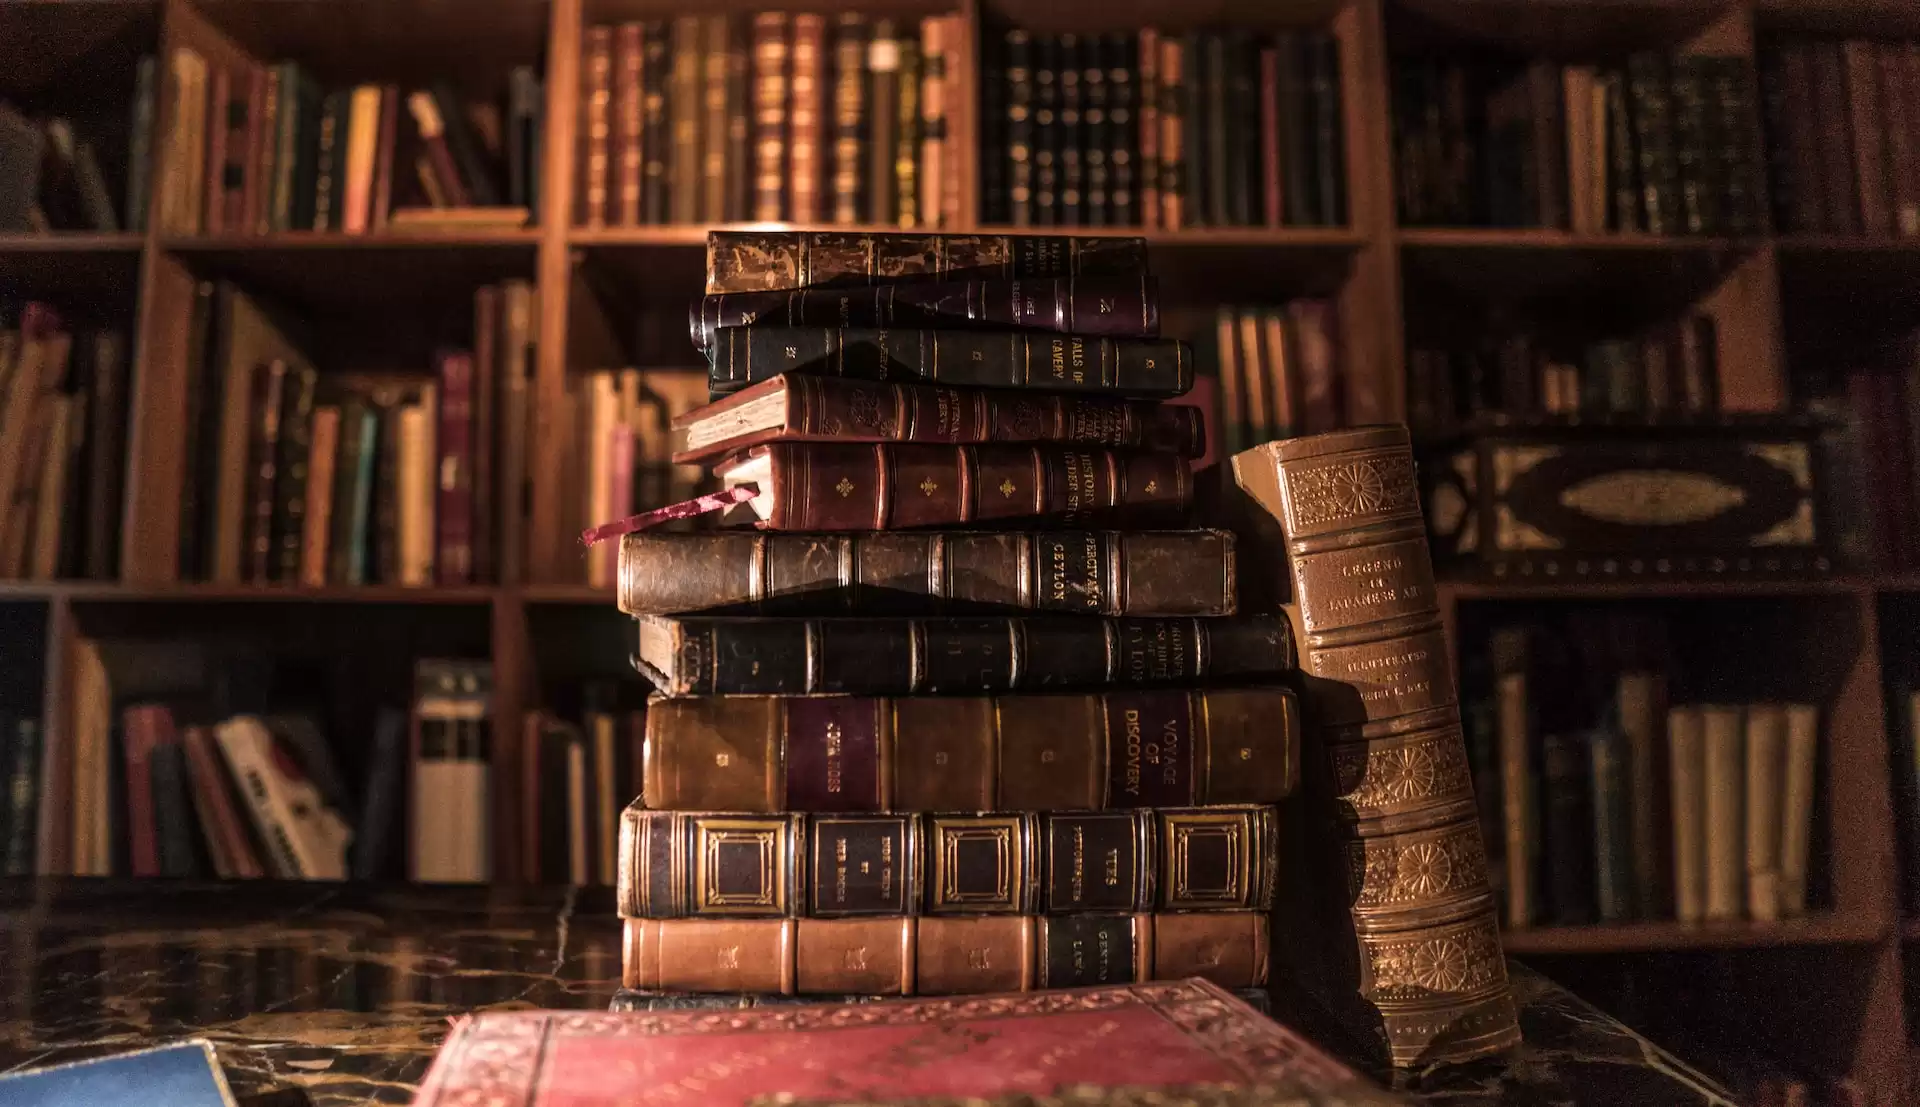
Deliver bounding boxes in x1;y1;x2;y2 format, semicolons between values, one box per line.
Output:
8;0;1920;1098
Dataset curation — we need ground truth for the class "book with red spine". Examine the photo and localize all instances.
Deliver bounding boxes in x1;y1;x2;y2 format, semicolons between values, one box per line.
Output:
435;351;475;584
121;704;174;877
182;723;267;879
369;86;400;231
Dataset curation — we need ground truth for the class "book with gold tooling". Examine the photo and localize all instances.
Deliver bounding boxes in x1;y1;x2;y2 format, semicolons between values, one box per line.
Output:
413;978;1407;1107
1232;425;1520;1067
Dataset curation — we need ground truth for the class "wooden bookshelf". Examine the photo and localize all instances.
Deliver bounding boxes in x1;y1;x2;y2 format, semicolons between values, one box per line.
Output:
3;0;1920;1098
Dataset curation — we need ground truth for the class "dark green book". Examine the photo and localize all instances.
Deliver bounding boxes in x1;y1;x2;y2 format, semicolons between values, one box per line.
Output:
126;55;156;231
1628;52;1681;236
4;718;40;876
1589;727;1634;922
1605;69;1641;232
329;398;377;585
1542;731;1596;925
308;91;348;231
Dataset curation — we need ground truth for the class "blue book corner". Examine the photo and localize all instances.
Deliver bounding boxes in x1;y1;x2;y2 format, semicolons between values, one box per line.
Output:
0;1039;237;1106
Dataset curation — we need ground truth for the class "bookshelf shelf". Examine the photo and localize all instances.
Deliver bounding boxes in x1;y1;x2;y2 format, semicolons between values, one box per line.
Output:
163;232;543;251
570;223;929;247
1395;227;1750;252
0;236;145;292
1440;575;1866;602
519;584;618;604
0;583;500;604
0;233;145;253
1501;913;1891;955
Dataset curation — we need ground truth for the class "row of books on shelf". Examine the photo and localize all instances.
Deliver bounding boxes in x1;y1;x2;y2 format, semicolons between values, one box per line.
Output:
1207;303;1343;457
1801;336;1920;571
173;279;535;587
0;303;129;581
981;29;1346;229
47;648;499;883
1393;52;1763;235
1761;36;1920;239
1474;625;1821;930
158;49;542;237
1405;313;1722;433
565;368;708;589
0;97;142;233
576;14;963;229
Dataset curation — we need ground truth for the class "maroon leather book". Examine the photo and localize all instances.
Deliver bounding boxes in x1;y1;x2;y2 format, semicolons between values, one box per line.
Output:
1260;45;1283;226
716;442;1191;531
204;67;232;233
369;86;400;231
235;64;265;233
471;286;499;583
691;274;1160;351
672;374;1205;464
122;704;171;878
435;351;474;584
412;980;1399;1107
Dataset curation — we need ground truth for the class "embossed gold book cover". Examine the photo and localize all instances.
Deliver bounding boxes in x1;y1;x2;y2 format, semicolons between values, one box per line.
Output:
413;979;1406;1107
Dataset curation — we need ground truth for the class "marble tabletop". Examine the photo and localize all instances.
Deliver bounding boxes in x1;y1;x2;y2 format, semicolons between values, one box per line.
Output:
0;879;1739;1106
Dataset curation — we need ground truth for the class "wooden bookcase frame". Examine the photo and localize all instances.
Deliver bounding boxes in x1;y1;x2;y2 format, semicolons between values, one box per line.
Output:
4;0;1920;1097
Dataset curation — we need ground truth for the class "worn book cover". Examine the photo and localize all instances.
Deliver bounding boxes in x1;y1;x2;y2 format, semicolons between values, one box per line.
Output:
414;979;1403;1107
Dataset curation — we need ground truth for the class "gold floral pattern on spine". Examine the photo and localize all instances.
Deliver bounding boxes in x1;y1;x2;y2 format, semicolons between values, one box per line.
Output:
1284;453;1418;529
1345;820;1490;913
1328;727;1473;819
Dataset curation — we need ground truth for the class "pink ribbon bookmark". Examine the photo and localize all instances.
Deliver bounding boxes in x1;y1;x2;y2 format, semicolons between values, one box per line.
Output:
579;484;760;547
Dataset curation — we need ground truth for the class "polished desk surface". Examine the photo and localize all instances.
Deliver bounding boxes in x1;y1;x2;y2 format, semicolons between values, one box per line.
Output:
0;880;1737;1106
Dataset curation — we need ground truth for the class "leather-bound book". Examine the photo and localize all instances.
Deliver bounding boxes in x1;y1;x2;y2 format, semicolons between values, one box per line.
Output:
869;19;901;226
1107;31;1136;225
270;364;317;582
612;22;642;225
789;14;826;223
751;13;790;222
415;980;1405;1107
1006;29;1034;226
830;14;867;224
640;22;671;223
700;15;731;222
617;806;1278;917
367;85;400;231
668;16;701;224
713;442;1190;531
244;361;289;583
640;687;1295;813
1033;35;1059;224
896;36;921;226
1810;41;1858;233
691;274;1159;351
616;528;1240;617
1310;33;1345;225
606;983;1279;1014
1081;34;1107;224
1139;29;1160;228
621;914;1270;994
1058;34;1084;225
1627;52;1679;236
633;613;1290;696
434;352;474;584
705;230;1149;293
672;374;1203;464
726;21;751;220
1232;426;1519;1067
707;327;1192;397
1843;40;1892;236
1160;35;1185;228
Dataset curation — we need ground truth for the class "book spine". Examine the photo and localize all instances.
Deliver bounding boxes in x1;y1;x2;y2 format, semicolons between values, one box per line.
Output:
1767;45;1821;234
499;282;533;583
868;20;901;225
694;375;1203;460
751;442;1190;531
271;366;316;582
1310;33;1344;225
122;705;166;877
614;23;643;225
1701;704;1745;921
471;288;499;583
790;15;826;223
150;743;199;877
896;34;920;227
830;15;868;224
617;529;1239;617
205;67;234;233
669;16;702;224
1104;33;1135;226
706;328;1187;400
1259;46;1282;226
1844;40;1892;236
252;64;280;233
1591;729;1636;922
268;62;301;231
1231;426;1518;1067
641;688;1294;813
300;405;340;587
1616;672;1668;919
127;55;156;231
579;25;612;226
1881;44;1920;237
1744;705;1786;922
1277;34;1313;227
1005;30;1034;226
980;25;1010;226
1034;36;1059;224
3;720;38;875
752;13;791;222
700;16;730;223
1136;31;1160;230
1627;53;1680;236
918;18;947;228
1811;42;1859;233
182;723;263;878
1779;704;1818;916
1202;33;1228;225
309;92;343;230
368;86;399;231
1540;732;1594;924
1058;35;1084;225
640;23;670;223
82;331;126;579
327;402;371;585
726;23;752;221
622;913;1269;995
618;807;1278;918
644;614;1290;696
706;231;1149;293
435;353;474;584
244;362;287;582
1604;70;1640;231
692;274;1159;350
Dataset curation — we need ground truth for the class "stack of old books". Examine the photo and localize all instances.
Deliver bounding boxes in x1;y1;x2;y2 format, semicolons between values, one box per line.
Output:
603;229;1302;1004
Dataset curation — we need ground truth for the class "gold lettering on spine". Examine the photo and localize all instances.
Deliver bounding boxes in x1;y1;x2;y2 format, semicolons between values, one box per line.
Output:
1123;709;1143;797
824;722;844;793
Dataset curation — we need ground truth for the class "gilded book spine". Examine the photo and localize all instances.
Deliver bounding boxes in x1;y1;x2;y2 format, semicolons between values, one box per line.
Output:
615;529;1240;618
1232;425;1519;1067
622;912;1269;995
704;231;1150;293
616;806;1279;918
639;688;1296;814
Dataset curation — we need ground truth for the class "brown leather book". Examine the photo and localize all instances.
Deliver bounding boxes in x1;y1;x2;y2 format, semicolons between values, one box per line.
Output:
691;274;1160;351
714;441;1190;530
1844;40;1892;236
613;22;643;225
1159;36;1184;229
633;613;1291;696
1139;29;1161;229
725;20;751;220
1811;41;1859;233
617;528;1240;617
788;14;826;223
243;361;289;583
622;913;1269;994
672;374;1203;464
407;92;472;207
235;64;265;232
579;24;613;227
1779;44;1825;234
1260;45;1283;226
203;66;233;234
498;281;533;583
1884;43;1920;237
640;22;670;223
617;806;1278;918
1232;426;1519;1068
918;17;946;228
868;19;901;226
830;13;867;224
368;86;400;231
252;64;280;233
751;13;790;222
668;16;702;224
639;687;1295;813
705;230;1149;293
299;406;340;587
701;15;731;223
470;285;499;583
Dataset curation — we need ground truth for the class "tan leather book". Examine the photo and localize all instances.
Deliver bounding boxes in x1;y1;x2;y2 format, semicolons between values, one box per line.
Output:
1667;705;1707;924
622;912;1269;995
613;22;643;225
640;688;1294;814
788;14;826;223
1744;704;1787;922
1564;67;1594;234
700;15;732;223
1495;668;1531;930
616;806;1278;919
668;17;702;224
298;406;339;587
1779;703;1819;916
751;13;790;222
579;25;612;227
397;398;435;586
918;17;946;229
341;84;383;234
1700;704;1745;922
1159;37;1183;230
1232;426;1517;1068
1616;672;1668;919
